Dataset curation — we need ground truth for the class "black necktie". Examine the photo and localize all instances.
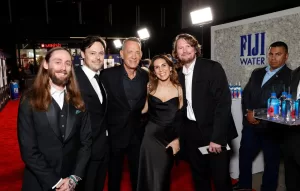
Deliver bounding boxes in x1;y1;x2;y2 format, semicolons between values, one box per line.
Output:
94;74;100;84
94;74;106;105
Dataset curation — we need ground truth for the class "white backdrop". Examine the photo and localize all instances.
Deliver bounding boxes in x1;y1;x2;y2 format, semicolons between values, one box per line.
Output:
211;7;300;87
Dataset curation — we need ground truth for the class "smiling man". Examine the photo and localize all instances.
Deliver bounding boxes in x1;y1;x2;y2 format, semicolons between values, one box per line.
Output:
75;36;109;191
101;37;148;191
173;33;237;191
17;47;91;191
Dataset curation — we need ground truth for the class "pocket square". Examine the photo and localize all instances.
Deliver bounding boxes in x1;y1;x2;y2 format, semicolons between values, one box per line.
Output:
75;110;81;114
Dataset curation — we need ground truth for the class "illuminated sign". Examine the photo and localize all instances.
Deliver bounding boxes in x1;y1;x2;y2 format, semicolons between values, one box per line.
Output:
240;32;266;65
41;43;62;48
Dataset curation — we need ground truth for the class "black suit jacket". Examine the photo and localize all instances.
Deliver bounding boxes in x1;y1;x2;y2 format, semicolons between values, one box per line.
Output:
242;65;291;129
290;66;300;100
75;66;108;160
178;58;237;146
17;97;92;191
242;65;291;114
100;65;148;149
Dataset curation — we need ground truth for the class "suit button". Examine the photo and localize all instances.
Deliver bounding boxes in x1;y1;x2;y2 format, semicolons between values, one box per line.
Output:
62;144;65;148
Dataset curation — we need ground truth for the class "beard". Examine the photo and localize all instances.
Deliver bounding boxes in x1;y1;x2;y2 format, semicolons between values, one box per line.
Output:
179;54;196;65
48;68;71;87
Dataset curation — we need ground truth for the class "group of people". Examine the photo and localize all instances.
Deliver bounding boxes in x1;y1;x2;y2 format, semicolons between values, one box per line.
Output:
18;33;300;191
17;33;236;191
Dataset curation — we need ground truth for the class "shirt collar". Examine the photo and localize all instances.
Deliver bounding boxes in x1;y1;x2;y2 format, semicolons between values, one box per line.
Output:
182;57;196;75
50;85;66;96
82;65;100;80
265;64;285;73
122;64;141;76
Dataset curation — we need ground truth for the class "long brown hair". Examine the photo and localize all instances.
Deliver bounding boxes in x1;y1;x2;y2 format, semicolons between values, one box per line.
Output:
148;54;181;93
25;47;85;112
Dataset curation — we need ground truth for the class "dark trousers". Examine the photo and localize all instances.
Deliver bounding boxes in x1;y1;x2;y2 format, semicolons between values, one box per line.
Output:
108;139;140;191
284;130;300;191
78;153;109;191
183;119;232;191
238;123;280;191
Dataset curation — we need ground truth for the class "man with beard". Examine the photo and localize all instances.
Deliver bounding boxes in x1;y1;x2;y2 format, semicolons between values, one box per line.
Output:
101;37;148;191
173;33;237;191
75;36;109;191
17;47;92;191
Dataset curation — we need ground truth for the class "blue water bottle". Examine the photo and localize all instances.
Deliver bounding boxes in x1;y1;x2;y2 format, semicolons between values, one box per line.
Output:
267;92;279;119
294;99;300;120
283;94;295;121
238;82;242;99
280;92;287;117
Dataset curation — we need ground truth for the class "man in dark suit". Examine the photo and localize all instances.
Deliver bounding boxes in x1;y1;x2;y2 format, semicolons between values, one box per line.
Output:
17;47;91;191
75;36;108;191
101;37;148;191
234;41;291;191
285;66;300;190
173;33;237;191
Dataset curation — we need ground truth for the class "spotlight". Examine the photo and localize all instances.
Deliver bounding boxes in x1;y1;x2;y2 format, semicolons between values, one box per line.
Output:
190;7;213;26
113;39;122;49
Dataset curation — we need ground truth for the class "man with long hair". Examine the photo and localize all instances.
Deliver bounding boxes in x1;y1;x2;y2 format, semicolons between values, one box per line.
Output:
173;33;237;191
75;36;109;191
17;47;92;191
101;37;148;191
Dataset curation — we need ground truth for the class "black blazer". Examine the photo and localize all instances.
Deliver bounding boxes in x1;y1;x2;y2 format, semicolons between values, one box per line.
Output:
17;97;92;191
242;65;291;114
290;66;300;100
178;58;237;146
100;65;148;148
75;66;108;160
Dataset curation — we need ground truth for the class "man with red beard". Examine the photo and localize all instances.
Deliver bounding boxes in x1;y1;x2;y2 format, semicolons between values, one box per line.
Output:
173;33;237;191
17;47;92;191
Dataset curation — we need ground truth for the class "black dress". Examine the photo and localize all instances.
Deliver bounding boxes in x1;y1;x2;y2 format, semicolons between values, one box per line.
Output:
137;94;181;191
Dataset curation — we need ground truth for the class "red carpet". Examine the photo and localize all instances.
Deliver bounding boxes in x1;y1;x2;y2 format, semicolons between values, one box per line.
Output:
0;100;250;191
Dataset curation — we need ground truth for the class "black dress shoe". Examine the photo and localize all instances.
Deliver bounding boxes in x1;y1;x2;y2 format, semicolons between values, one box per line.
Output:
232;183;252;191
233;186;252;191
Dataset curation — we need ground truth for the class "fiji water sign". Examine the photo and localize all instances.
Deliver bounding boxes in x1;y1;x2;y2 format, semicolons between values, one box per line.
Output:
240;32;266;66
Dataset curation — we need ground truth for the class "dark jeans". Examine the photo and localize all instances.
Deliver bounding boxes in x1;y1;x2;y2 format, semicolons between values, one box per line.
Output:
238;123;280;191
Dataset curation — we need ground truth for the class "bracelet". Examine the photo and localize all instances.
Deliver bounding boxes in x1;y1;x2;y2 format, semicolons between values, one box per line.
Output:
69;175;78;185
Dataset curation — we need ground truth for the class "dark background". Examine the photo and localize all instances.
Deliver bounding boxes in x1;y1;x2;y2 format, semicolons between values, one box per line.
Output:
0;0;299;69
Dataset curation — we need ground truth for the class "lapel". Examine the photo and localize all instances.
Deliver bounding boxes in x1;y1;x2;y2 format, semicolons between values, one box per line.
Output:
117;65;130;109
100;81;108;112
64;103;76;142
178;69;187;107
291;69;300;100
261;65;286;89
46;102;62;142
77;67;101;105
191;59;200;110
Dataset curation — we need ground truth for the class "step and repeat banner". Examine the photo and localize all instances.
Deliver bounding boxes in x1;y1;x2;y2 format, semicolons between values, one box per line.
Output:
211;7;300;87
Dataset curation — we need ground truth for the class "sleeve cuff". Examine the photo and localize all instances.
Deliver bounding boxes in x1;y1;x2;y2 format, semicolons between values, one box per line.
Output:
52;178;62;189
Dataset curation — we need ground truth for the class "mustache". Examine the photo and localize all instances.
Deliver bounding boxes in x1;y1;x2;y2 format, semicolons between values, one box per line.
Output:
54;70;68;75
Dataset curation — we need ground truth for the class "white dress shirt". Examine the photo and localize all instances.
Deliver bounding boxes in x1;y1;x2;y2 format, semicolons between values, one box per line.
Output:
82;65;103;103
50;86;66;109
182;58;197;121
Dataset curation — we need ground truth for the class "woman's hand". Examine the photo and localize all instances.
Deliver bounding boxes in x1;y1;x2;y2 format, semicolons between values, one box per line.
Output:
166;138;180;155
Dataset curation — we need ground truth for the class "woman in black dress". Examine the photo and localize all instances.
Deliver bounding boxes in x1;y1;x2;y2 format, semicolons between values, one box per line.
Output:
137;55;183;191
